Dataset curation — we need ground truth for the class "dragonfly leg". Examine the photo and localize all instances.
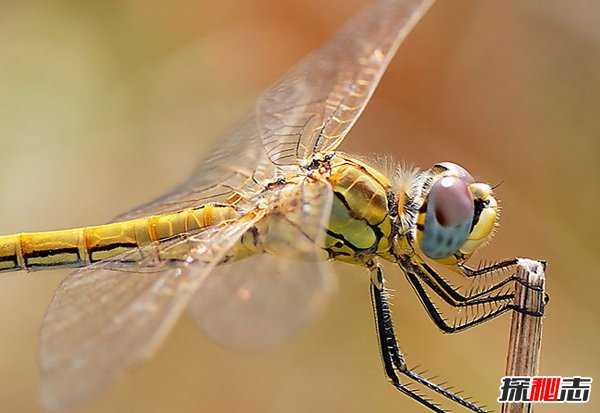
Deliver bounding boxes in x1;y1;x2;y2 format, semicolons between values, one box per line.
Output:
368;262;489;413
402;257;547;305
401;260;547;333
459;258;546;277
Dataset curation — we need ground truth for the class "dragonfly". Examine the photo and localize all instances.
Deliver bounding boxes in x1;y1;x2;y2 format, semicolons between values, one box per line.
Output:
0;0;547;412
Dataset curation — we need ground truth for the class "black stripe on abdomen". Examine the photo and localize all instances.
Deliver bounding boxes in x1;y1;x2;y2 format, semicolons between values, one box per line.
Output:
23;247;82;269
88;242;139;263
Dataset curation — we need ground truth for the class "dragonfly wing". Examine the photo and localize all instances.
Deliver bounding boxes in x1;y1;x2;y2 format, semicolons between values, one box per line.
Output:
188;254;336;351
113;0;434;220
112;114;276;221
258;0;435;165
38;212;264;412
262;177;334;259
188;177;336;351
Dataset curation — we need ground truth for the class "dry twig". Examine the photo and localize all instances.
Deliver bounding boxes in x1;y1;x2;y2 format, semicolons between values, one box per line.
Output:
501;259;546;413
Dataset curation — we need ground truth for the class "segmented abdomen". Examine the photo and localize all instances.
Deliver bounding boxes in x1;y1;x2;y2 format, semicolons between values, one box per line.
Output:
0;204;240;273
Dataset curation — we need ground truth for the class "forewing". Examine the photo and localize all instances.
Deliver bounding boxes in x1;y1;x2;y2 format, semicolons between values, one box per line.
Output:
112;114;276;221
258;0;435;165
38;212;264;412
188;178;336;351
113;0;434;219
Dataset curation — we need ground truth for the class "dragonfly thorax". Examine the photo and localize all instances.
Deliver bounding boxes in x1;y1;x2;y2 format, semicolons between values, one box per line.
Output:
322;153;396;264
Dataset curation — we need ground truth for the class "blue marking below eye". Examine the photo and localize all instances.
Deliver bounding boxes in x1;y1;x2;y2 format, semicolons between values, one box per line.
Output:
421;212;471;259
420;175;475;259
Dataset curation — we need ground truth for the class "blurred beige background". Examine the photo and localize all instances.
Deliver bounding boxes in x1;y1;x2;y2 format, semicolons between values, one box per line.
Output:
0;0;598;412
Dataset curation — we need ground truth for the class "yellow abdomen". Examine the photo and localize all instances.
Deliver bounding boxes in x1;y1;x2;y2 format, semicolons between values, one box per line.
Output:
0;204;240;273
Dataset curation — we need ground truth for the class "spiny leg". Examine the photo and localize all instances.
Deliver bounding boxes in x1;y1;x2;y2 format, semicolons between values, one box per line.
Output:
459;258;546;277
402;258;546;308
457;258;546;301
369;262;488;413
405;270;544;333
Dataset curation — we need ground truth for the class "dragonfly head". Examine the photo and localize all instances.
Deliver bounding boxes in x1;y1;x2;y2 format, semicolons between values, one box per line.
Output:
414;162;498;265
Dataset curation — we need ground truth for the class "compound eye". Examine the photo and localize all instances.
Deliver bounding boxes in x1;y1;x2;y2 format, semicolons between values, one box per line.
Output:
432;177;474;227
420;176;475;259
436;162;475;184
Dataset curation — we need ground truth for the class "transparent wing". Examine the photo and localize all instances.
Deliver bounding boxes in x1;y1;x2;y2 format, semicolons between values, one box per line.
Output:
260;177;334;259
112;114;277;221
39;212;264;412
188;255;336;352
113;0;434;220
258;0;435;165
188;177;336;351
